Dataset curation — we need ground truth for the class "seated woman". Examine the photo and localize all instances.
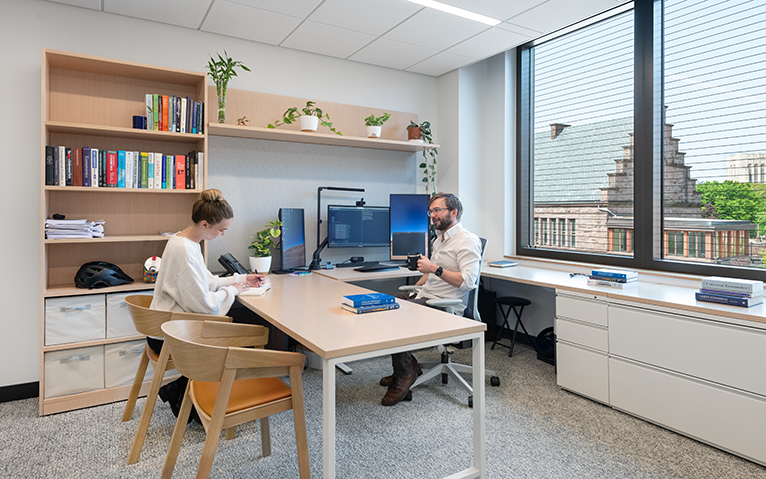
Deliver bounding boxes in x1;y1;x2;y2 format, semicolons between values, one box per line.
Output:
149;188;265;420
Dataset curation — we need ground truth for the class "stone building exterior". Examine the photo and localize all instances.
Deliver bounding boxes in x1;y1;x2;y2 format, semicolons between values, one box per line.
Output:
726;152;766;183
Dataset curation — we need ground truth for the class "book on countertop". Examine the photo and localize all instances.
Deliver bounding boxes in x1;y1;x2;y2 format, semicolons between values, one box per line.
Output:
699;287;762;298
591;268;638;280
342;292;396;308
695;291;763;308
588;275;636;283
700;277;763;295
342;302;400;314
488;260;518;268
587;278;638;289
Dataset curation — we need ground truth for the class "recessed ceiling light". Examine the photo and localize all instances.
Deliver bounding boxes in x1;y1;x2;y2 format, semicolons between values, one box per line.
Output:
405;0;502;26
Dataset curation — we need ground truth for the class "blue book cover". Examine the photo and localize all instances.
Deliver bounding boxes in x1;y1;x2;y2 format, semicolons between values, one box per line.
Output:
699;287;760;298
192;100;198;134
695;292;763;308
342;293;396;308
117;150;126;188
82;147;91;187
161;154;167;189
591;269;638;280
342;302;400;314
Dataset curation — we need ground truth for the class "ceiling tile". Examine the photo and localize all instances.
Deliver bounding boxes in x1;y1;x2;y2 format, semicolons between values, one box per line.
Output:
46;0;101;9
307;0;421;36
384;8;490;52
438;0;548;22
103;0;210;29
201;0;303;45
406;51;474;76
497;22;544;37
225;0;322;19
508;0;620;35
447;27;532;59
281;21;376;59
349;38;437;71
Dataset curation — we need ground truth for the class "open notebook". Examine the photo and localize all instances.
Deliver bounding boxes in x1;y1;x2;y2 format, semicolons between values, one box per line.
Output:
239;282;272;296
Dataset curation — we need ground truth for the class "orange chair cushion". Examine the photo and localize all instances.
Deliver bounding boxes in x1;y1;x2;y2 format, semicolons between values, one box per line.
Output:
192;378;292;416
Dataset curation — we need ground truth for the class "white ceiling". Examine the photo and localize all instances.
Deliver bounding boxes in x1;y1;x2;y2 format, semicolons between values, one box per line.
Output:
46;0;628;76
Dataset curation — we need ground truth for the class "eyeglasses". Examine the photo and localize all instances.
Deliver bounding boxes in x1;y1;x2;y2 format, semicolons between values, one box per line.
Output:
427;207;450;216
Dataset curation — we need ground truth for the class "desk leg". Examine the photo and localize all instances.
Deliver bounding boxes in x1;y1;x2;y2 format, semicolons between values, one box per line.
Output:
322;358;336;479
472;335;486;478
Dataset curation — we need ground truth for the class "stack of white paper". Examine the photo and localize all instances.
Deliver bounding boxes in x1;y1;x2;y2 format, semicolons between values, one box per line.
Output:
45;219;105;239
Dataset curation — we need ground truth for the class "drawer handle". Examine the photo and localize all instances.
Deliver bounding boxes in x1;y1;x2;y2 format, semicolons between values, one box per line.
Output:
60;355;90;364
119;347;144;356
60;304;91;313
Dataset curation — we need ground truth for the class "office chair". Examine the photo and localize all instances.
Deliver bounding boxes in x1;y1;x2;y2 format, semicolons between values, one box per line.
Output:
399;237;499;407
160;320;310;479
121;295;232;465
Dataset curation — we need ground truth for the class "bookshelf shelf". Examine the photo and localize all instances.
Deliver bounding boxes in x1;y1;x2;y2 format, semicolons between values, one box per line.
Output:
40;49;208;416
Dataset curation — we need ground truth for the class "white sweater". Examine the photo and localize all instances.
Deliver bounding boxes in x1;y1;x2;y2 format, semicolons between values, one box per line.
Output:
150;234;241;316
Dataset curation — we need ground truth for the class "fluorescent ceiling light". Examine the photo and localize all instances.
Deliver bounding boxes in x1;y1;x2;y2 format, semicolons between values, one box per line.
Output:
404;0;502;26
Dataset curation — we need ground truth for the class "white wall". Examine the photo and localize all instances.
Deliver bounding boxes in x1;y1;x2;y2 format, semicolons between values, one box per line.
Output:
1;0;438;388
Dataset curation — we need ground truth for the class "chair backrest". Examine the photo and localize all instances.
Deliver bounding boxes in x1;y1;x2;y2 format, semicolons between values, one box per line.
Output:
125;295;173;337
161;320;270;383
463;237;487;322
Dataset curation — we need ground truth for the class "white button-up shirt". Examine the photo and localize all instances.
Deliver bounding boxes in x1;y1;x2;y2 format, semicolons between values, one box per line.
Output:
416;222;482;316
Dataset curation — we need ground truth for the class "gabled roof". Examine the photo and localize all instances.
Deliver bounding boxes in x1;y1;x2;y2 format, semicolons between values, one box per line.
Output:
534;117;633;204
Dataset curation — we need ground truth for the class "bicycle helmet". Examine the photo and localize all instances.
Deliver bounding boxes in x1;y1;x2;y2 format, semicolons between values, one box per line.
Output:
74;261;134;289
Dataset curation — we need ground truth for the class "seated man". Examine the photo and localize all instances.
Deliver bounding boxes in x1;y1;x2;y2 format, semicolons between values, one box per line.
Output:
381;192;482;406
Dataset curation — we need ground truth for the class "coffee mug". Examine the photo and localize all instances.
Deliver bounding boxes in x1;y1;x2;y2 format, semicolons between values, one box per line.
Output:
132;115;147;129
407;252;421;271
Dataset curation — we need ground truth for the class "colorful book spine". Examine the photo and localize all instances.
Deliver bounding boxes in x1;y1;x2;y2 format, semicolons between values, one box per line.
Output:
45;146;54;186
146;94;153;130
153;152;162;189
180;97;187;133
342;303;400;314
699;288;762;298
695;292;763;308
591;269;638;280
161;155;167;189
72;147;83;187
65;147;73;186
58;146;66;187
175;96;182;132
588;275;636;283
98;149;106;187
90;148;99;187
147;153;154;189
152;94;160;130
106;150;118;187
191;101;198;134
125;151;134;189
140;152;149;188
198;101;204;134
342;293;396;308
587;279;637;289
166;155;174;189
117;150;126;188
82;147;91;187
162;95;169;132
175;154;186;189
185;153;191;189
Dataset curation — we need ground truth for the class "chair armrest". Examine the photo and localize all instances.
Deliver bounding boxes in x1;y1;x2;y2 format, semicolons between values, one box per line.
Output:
399;285;421;292
425;298;461;308
201;321;269;348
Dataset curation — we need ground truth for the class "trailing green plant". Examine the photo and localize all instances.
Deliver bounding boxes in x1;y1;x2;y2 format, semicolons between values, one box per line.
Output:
364;112;391;127
409;120;437;195
248;220;282;257
267;100;342;135
206;51;251;123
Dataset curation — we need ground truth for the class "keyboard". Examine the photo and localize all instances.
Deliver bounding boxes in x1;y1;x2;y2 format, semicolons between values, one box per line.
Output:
337;261;378;269
354;263;400;272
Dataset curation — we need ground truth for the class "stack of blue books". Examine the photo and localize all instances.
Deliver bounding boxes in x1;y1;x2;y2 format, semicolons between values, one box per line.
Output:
587;269;638;289
341;293;400;314
696;277;764;308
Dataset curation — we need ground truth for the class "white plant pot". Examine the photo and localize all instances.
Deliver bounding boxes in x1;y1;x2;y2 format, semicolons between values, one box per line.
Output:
366;125;382;138
299;115;319;132
249;256;272;274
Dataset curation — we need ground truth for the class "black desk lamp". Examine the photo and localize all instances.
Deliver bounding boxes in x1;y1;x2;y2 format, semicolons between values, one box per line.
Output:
309;186;365;270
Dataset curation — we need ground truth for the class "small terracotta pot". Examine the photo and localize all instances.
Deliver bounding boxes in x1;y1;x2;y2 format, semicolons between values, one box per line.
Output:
407;125;422;141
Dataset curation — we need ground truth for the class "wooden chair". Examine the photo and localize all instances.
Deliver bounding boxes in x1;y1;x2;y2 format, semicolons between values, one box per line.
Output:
121;295;232;465
160;320;310;479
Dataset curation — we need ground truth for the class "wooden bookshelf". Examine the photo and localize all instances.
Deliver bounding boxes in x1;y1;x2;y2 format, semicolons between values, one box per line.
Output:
39;49;208;415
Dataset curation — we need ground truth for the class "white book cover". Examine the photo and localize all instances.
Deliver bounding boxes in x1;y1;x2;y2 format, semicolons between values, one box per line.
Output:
701;276;763;293
154;152;162;189
90;148;98;187
133;151;140;188
125;151;134;189
145;94;153;130
180;97;187;133
58;146;66;187
147;153;154;189
197;152;204;189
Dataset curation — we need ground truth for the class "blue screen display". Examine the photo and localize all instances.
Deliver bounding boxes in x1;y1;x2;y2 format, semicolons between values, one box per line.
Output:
389;194;429;260
327;205;390;248
279;208;306;270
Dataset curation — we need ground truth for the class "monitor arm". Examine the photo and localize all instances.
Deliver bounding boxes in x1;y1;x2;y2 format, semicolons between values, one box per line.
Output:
309;186;365;270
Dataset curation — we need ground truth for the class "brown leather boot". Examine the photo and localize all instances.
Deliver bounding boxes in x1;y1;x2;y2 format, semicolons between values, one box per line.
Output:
380;357;422;387
381;371;416;406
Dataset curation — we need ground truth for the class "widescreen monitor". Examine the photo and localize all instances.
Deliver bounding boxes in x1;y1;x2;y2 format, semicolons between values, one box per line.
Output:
278;208;306;271
389;194;430;261
327;205;389;248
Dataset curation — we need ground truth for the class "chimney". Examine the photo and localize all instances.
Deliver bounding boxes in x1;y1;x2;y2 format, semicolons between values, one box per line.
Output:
550;123;570;139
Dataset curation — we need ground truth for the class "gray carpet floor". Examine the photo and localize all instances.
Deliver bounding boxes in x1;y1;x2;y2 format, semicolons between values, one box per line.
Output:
2;343;765;478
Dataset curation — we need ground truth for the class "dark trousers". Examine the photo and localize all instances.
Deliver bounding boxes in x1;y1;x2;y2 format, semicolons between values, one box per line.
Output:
391;293;432;378
146;337;188;392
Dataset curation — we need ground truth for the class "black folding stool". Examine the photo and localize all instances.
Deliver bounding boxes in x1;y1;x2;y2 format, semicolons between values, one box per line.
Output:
491;296;542;357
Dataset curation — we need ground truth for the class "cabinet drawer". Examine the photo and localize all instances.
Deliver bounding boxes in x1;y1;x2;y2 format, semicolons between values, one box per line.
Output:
104;340;151;389
556;341;609;404
609;305;766;396
44;346;105;398
556;295;608;327
45;295;106;346
106;292;151;339
556;317;608;352
610;357;766;465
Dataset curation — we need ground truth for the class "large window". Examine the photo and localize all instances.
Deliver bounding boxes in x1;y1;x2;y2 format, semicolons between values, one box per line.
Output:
517;0;766;280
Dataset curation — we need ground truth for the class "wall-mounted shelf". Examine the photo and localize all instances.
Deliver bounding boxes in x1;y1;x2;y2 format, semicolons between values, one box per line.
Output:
208;123;438;152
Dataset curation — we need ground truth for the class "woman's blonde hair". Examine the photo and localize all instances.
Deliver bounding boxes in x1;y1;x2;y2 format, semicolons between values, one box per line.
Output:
191;189;233;225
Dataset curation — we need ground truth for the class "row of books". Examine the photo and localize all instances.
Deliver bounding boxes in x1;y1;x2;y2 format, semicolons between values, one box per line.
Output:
145;94;204;134
44;146;203;190
695;276;764;308
341;292;400;314
45;218;104;239
587;268;638;289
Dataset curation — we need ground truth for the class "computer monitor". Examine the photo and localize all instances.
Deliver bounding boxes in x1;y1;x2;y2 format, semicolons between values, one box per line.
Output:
278;208;306;271
326;205;390;248
389;194;430;261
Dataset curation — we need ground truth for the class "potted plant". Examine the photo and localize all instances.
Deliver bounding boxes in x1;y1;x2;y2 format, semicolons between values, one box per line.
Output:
267;101;342;135
364;112;391;138
408;120;438;195
248;219;282;274
205;51;251;124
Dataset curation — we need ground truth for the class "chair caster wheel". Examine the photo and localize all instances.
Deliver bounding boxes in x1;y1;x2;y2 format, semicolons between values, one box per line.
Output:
490;376;500;387
468;396;473;408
